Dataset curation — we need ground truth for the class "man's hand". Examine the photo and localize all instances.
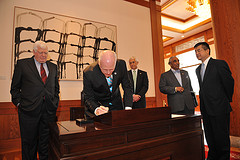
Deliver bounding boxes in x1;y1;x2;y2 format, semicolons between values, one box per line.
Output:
133;94;141;102
175;87;184;93
96;106;109;116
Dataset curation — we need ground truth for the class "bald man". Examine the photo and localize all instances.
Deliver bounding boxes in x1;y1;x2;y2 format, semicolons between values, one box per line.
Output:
83;50;133;119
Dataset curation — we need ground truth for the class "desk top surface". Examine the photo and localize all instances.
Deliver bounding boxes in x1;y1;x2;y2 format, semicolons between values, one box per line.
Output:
52;114;201;137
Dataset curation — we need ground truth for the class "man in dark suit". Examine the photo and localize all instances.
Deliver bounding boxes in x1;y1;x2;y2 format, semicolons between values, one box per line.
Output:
128;57;149;109
194;42;234;160
10;41;60;160
83;50;133;119
159;56;196;114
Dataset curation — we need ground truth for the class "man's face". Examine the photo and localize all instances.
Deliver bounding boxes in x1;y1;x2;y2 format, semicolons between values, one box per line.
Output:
195;45;210;62
169;57;180;70
99;61;115;78
129;59;138;70
33;47;48;63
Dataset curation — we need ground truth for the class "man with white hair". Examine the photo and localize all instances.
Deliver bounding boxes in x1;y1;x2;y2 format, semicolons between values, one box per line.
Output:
83;50;133;119
10;41;60;160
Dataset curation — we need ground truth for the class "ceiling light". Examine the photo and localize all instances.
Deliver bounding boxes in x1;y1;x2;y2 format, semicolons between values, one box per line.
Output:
186;0;211;18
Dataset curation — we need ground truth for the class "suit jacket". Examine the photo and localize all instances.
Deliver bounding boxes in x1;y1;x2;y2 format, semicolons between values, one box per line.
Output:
196;58;234;116
10;57;60;115
83;59;133;118
159;69;196;113
128;69;149;108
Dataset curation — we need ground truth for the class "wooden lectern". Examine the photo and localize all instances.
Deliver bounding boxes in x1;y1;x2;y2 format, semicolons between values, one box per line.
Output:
49;107;204;160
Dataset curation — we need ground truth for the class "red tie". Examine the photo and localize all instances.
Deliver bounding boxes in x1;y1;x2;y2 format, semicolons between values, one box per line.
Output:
41;63;47;84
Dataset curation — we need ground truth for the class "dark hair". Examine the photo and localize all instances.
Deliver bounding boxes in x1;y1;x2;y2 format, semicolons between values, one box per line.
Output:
194;42;210;55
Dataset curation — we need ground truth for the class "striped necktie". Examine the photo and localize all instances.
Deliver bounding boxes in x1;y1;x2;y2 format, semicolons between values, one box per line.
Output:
41;63;47;84
107;76;113;92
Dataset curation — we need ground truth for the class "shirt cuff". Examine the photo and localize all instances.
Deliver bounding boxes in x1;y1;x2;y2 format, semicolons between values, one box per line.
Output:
94;107;100;116
125;107;132;110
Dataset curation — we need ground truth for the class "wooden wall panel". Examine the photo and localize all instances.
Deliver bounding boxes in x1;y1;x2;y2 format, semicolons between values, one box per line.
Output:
210;0;240;136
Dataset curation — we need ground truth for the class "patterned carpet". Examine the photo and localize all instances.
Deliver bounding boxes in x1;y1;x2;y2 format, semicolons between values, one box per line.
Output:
205;146;240;160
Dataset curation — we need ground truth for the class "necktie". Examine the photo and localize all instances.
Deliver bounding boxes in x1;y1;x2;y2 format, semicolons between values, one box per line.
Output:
201;63;205;81
107;76;113;92
41;63;47;84
133;70;137;93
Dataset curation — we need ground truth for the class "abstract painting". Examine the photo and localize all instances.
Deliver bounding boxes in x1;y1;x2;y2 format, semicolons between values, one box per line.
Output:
13;6;117;80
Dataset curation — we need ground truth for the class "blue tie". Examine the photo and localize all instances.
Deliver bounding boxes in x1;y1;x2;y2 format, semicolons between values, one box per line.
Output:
107;76;113;92
201;63;205;81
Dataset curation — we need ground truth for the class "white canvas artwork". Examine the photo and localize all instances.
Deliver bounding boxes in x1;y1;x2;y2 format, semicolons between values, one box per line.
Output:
13;7;117;80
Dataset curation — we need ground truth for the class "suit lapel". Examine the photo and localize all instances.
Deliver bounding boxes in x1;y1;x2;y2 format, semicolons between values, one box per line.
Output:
196;65;202;85
202;58;213;85
180;70;186;87
169;70;181;86
45;61;52;84
128;71;134;85
112;70;118;93
136;70;140;87
27;57;43;83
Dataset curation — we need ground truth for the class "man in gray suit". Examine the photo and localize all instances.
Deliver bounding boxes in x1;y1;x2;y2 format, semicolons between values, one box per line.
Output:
159;56;196;114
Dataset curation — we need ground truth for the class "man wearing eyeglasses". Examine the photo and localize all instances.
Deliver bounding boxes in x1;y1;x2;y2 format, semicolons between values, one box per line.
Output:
128;57;149;109
10;41;60;160
159;56;197;115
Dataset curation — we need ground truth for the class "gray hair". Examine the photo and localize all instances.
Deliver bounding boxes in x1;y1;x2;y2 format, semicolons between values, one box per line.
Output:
129;56;138;62
168;56;177;64
33;41;48;52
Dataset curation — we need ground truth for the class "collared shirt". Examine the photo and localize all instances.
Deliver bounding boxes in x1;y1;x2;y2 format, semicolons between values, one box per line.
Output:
131;69;138;79
34;58;49;77
171;68;182;86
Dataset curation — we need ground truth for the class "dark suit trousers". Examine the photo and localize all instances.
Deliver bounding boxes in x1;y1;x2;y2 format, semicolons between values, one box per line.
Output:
201;107;230;160
18;100;56;160
132;99;146;109
173;104;195;115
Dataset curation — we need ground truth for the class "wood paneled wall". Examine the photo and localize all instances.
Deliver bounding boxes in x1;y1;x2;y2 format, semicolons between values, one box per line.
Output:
0;100;82;159
0;100;81;140
210;0;240;136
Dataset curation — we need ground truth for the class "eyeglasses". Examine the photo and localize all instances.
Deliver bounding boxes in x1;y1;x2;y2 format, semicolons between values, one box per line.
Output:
129;61;136;64
36;51;48;55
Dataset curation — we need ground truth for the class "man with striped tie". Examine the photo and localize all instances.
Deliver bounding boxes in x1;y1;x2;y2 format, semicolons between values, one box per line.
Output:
10;41;59;160
83;50;133;119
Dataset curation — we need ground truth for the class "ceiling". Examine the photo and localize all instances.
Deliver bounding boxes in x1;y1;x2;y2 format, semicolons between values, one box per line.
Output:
125;0;212;47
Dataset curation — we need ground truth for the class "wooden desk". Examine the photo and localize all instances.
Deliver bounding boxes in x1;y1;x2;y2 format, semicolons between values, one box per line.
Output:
49;112;204;160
